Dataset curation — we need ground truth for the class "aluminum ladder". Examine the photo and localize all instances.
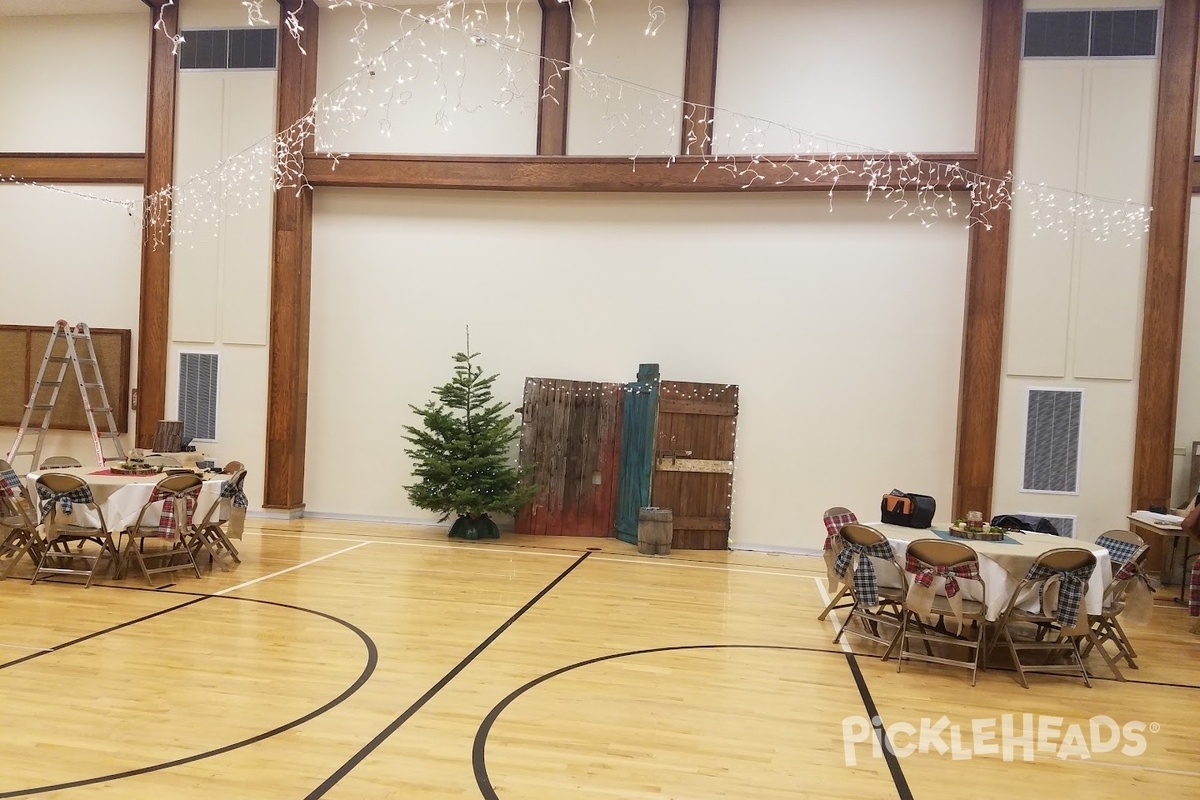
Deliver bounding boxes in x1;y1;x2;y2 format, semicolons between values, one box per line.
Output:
6;320;128;471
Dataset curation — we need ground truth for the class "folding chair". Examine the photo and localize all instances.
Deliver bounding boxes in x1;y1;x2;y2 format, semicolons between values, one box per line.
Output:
987;547;1124;688
818;506;858;621
887;539;988;686
0;459;43;579
116;473;204;586
831;523;907;651
1084;530;1150;669
31;473;118;588
184;469;247;571
39;456;82;469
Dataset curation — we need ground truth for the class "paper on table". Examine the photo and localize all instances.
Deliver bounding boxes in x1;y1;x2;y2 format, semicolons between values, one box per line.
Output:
1131;510;1184;525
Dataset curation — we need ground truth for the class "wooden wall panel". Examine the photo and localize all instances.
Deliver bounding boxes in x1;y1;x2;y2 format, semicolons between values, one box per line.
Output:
136;0;179;448
1132;0;1200;511
681;0;720;156
264;0;319;511
951;0;1021;521
537;0;572;156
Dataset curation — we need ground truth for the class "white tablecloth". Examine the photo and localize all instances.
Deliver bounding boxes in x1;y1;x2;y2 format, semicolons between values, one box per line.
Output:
869;522;1111;622
26;467;225;534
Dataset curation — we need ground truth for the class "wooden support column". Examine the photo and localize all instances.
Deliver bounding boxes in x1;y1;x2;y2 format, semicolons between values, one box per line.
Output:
1131;0;1200;511
680;0;720;156
136;0;179;448
951;0;1022;521
536;0;572;155
264;0;320;513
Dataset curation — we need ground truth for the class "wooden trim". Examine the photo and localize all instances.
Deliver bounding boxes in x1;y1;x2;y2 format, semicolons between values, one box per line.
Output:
135;0;179;449
655;458;734;474
670;516;730;531
658;398;737;416
264;0;319;512
304;152;978;192
951;0;1022;521
1132;0;1200;511
1191;154;1200;193
536;1;572;155
0;154;145;184
681;0;720;156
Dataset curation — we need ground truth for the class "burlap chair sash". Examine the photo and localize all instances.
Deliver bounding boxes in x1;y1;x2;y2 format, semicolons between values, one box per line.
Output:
903;553;980;635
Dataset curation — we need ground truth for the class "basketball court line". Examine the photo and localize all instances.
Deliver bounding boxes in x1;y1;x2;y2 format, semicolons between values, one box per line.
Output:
0;643;54;653
214;541;374;596
249;529;578;558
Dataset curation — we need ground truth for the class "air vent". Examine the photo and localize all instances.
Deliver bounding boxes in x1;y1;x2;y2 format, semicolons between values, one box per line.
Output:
1023;9;1158;58
179;352;219;442
179;28;277;70
1039;514;1076;538
1022;388;1082;494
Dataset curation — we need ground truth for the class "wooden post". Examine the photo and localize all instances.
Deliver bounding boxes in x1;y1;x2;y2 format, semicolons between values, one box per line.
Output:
680;0;720;156
536;0;572;155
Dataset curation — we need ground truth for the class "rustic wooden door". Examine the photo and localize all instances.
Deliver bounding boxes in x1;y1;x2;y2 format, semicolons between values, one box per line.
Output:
515;378;623;536
614;364;660;544
649;381;739;549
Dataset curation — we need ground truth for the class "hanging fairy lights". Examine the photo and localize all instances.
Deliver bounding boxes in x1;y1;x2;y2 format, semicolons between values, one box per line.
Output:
0;0;1153;247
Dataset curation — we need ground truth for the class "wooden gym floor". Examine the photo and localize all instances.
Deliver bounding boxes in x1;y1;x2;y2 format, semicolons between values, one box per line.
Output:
0;519;1198;799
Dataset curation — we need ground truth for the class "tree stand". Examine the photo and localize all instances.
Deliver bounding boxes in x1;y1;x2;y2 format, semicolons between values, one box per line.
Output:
449;514;500;540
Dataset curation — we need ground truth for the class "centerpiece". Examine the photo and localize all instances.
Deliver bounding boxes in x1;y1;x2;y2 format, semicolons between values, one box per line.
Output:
949;510;1005;541
109;448;159;476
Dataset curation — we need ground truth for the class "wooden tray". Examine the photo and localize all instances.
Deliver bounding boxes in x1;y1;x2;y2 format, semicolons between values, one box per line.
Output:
109;463;160;476
948;523;1005;542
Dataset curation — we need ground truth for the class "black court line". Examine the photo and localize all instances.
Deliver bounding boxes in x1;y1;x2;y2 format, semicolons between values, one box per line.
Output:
844;653;914;800
0;596;208;671
470;644;906;800
304;550;593;800
0;595;379;799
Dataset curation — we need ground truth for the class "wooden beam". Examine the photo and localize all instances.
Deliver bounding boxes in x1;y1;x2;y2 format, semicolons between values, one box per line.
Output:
264;0;319;513
1132;0;1200;511
135;0;179;449
1191;154;1200;193
303;152;978;192
951;0;1022;521
681;0;720;156
0;154;145;184
537;0;572;155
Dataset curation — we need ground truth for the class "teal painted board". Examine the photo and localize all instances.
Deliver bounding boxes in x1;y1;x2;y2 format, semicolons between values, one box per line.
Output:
615;364;660;544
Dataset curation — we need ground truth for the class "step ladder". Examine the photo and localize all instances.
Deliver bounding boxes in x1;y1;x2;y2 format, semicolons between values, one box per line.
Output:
6;320;128;472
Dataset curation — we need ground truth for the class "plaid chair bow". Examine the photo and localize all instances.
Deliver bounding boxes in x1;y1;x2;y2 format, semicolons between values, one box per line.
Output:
822;511;858;592
220;479;248;509
0;468;22;498
1026;561;1094;629
833;539;896;608
218;479;248;538
904;553;980;635
1189;559;1200;618
1095;536;1139;575
146;484;201;540
35;483;96;540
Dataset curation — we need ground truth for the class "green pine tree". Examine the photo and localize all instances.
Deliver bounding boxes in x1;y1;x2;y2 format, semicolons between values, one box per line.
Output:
403;339;538;539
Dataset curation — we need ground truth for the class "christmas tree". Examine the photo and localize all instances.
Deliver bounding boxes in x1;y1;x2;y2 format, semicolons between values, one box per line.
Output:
403;336;538;539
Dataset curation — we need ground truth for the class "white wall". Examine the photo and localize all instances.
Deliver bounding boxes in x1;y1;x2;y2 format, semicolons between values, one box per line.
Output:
566;0;688;156
314;1;541;155
1175;206;1200;505
712;0;982;155
0;184;143;468
0;13;148;152
995;0;1159;539
309;189;968;550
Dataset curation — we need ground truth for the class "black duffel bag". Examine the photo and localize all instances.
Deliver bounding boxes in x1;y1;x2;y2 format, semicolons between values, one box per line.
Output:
991;514;1060;536
880;490;936;529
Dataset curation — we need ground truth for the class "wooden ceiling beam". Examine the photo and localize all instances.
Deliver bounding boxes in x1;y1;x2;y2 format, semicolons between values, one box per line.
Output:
681;0;720;156
0;153;145;184
302;152;978;192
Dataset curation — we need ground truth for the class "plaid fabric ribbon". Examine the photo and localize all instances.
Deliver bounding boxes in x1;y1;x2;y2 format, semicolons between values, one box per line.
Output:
0;468;22;498
1096;536;1140;576
220;479;248;509
833;539;896;608
823;512;857;552
147;484;201;540
36;483;94;521
905;553;980;635
1189;559;1200;618
1026;561;1094;629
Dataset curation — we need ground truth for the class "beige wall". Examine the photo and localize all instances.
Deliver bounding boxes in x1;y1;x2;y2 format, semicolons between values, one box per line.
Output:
995;0;1160;539
308;190;968;550
0;13;148;152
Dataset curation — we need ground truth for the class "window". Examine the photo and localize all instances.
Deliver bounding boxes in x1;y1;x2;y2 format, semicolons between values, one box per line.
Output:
178;352;219;442
1022;388;1083;493
1023;10;1159;58
179;28;277;70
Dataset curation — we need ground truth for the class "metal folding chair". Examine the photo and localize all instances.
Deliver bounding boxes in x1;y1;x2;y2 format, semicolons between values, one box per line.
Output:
0;459;43;579
831;523;907;651
1083;529;1150;669
116;473;204;586
184;469;246;571
39;456;82;469
31;473;118;588
818;506;858;621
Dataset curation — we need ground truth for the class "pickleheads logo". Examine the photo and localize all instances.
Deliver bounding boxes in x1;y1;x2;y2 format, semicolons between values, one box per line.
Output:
842;714;1156;766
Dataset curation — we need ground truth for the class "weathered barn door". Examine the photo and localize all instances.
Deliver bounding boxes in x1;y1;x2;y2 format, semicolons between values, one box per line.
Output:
515;378;623;536
650;381;738;549
614;364;660;544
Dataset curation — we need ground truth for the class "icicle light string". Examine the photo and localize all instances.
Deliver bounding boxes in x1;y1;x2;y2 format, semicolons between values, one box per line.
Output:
0;0;1151;246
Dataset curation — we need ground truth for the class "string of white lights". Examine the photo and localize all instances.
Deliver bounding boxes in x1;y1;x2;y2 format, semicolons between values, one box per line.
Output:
0;0;1153;246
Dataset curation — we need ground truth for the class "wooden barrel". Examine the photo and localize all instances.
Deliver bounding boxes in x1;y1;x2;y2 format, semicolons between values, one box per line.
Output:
637;507;673;555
